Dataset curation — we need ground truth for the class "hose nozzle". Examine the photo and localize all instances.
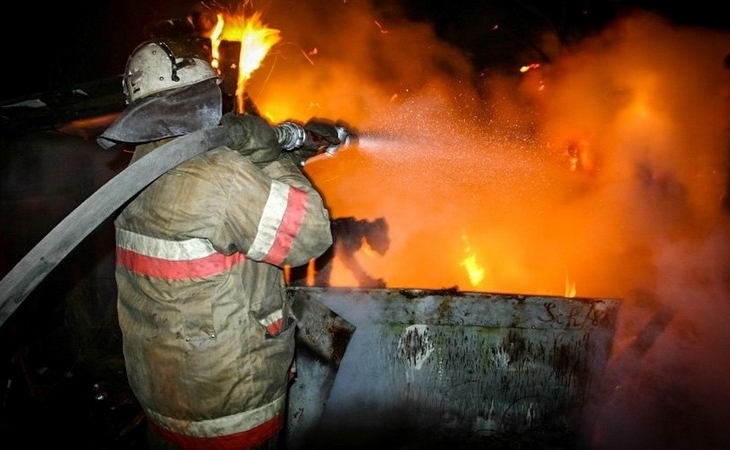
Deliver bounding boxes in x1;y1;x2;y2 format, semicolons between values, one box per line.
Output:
274;121;356;155
274;122;308;151
327;124;356;155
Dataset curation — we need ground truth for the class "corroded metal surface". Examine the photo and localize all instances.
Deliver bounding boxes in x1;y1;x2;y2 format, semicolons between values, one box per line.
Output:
290;290;356;366
286;287;620;449
286;291;356;447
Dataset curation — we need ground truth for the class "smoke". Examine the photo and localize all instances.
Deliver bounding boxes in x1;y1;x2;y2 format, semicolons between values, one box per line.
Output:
239;2;730;447
251;4;729;289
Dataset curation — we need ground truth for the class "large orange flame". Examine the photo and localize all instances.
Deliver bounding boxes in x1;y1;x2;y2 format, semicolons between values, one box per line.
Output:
208;11;281;113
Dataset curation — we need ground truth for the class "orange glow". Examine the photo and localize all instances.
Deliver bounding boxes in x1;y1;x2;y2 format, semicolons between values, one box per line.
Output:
186;7;730;441
197;4;729;303
566;138;597;173
305;258;316;287
208;11;281;113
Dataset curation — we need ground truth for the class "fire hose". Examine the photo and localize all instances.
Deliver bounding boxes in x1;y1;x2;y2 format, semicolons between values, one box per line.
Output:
0;120;354;328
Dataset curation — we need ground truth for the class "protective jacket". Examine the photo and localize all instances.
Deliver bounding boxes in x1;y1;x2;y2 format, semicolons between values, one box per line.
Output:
114;139;333;449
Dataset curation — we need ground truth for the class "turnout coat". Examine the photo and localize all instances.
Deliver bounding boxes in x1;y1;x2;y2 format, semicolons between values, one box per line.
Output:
113;139;333;448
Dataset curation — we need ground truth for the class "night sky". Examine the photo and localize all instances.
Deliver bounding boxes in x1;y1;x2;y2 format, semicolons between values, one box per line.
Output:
1;0;728;102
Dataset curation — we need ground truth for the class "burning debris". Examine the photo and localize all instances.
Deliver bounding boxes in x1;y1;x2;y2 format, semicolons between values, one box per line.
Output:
207;10;282;113
288;216;391;288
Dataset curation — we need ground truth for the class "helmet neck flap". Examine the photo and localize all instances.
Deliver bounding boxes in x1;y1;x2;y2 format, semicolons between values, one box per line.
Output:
97;78;222;149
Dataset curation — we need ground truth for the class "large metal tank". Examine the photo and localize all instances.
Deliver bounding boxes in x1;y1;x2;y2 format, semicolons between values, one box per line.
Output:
287;287;620;449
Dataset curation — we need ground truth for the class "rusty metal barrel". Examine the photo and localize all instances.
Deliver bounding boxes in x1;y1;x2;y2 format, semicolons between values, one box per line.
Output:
286;287;620;449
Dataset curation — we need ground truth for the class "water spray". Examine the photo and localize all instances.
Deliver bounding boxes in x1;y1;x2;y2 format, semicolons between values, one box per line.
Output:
274;122;411;163
352;131;409;153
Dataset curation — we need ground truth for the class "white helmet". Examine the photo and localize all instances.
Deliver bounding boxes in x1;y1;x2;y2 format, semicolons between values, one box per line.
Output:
123;39;219;104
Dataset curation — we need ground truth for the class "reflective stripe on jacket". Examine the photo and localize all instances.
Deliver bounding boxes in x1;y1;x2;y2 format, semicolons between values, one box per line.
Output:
114;141;332;447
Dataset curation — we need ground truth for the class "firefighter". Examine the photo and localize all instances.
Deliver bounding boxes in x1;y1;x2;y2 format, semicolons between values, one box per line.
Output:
97;39;335;449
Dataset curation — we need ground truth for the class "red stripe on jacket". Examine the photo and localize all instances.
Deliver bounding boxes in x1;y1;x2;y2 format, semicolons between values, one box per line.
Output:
265;318;283;336
116;247;245;279
149;414;283;450
264;187;308;266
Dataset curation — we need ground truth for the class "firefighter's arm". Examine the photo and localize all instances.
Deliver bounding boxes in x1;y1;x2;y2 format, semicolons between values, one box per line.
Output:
217;155;332;268
219;112;332;266
258;154;333;267
215;152;332;269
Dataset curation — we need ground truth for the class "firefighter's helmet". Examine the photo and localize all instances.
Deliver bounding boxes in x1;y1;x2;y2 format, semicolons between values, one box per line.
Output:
123;39;219;104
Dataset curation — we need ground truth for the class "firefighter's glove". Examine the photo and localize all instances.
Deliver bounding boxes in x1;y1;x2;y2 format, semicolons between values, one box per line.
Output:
222;113;282;167
303;119;342;151
283;119;343;167
286;147;319;168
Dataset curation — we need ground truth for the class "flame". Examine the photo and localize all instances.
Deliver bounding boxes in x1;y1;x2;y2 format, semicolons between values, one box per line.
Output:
208;11;281;113
209;14;225;70
360;237;375;256
564;274;576;298
461;254;485;287
460;235;485;287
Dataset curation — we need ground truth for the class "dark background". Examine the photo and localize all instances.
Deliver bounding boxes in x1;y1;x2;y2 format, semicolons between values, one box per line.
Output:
2;0;729;103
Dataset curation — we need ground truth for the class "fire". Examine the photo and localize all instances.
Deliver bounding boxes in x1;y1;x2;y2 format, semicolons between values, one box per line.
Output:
460;234;486;287
564;274;576;298
360;238;375;256
208;11;281;113
186;4;728;308
461;254;485;287
208;14;225;70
